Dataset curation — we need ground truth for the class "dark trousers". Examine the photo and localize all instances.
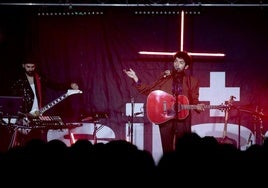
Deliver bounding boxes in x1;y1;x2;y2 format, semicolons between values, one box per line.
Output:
159;116;191;153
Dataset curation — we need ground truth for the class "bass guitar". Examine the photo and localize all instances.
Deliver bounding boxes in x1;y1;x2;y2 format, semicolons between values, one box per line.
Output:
146;90;226;124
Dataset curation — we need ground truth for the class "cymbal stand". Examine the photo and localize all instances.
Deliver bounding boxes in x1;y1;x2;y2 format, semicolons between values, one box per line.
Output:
92;117;100;144
7;115;19;149
221;100;231;139
125;97;135;144
130;96;134;144
126;116;131;143
252;106;264;145
9;126;18;149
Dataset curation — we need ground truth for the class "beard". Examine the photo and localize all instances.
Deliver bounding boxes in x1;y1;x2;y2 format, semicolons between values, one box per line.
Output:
25;70;35;77
172;69;185;83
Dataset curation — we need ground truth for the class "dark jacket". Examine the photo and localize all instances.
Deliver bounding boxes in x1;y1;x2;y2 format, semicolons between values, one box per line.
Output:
11;72;70;113
134;72;200;105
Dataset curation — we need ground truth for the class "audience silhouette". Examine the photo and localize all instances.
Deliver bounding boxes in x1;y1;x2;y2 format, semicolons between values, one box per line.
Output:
1;132;268;186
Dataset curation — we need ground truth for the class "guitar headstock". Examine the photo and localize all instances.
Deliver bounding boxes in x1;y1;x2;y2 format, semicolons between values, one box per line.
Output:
224;95;236;111
66;89;83;96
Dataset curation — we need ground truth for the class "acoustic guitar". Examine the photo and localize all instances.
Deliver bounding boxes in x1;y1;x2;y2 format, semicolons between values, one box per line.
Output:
146;90;226;124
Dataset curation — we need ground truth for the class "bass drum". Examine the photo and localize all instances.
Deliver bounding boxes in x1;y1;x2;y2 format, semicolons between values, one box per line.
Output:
47;123;116;146
191;123;255;151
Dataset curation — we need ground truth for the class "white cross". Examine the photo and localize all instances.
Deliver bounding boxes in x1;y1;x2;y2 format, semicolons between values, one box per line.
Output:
199;72;240;116
139;10;225;57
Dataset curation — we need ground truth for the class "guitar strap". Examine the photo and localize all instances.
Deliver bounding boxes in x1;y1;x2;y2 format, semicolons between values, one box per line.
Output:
186;75;191;88
34;73;42;108
186;75;192;102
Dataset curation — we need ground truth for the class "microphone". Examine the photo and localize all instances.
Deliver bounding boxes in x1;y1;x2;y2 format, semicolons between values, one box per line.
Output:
134;112;143;116
231;95;236;100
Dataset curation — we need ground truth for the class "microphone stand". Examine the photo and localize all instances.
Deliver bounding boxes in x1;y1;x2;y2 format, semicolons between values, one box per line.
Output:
237;108;241;150
253;106;264;145
172;74;180;150
174;86;179;120
129;96;134;144
172;71;180;119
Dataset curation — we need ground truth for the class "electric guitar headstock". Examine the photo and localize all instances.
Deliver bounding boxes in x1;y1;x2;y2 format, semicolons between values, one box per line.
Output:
66;89;83;96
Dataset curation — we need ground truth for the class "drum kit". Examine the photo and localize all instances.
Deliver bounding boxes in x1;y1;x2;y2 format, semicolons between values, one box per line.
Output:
237;106;267;145
47;112;113;146
80;112;110;144
218;96;267;147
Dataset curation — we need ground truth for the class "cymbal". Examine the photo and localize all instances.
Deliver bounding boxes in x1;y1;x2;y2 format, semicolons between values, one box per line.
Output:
90;112;109;118
239;108;267;118
81;116;93;122
81;112;109;122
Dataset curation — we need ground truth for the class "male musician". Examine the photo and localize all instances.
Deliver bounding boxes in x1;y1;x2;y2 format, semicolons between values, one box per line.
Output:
10;56;79;146
124;51;205;154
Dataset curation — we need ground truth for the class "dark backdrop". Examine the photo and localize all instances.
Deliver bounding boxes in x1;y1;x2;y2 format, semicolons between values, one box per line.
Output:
0;6;268;156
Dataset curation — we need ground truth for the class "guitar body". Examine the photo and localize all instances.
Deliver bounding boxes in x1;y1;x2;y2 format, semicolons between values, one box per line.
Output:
146;90;226;125
146;90;190;124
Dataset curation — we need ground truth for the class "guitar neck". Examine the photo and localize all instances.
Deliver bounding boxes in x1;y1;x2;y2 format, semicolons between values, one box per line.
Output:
181;104;223;110
39;93;68;115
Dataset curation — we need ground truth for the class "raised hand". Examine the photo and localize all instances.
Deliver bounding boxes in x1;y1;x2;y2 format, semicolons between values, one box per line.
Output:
123;68;139;82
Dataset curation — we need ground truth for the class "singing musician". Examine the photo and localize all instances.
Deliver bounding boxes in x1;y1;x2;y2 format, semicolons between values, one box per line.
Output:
124;51;205;154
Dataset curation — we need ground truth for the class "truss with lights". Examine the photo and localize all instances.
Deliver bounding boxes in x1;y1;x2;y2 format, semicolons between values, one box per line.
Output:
0;1;267;7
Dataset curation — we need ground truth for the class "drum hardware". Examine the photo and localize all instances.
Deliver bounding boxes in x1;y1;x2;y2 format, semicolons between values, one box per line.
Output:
62;124;115;144
217;97;263;149
0;113;23;149
254;109;264;145
6;116;83;149
218;96;237;147
128;96;134;144
126;111;143;143
81;112;109;144
239;106;266;145
249;107;264;145
246;133;253;148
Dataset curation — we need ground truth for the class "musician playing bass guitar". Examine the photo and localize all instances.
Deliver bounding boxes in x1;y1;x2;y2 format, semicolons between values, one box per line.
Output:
124;51;205;154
